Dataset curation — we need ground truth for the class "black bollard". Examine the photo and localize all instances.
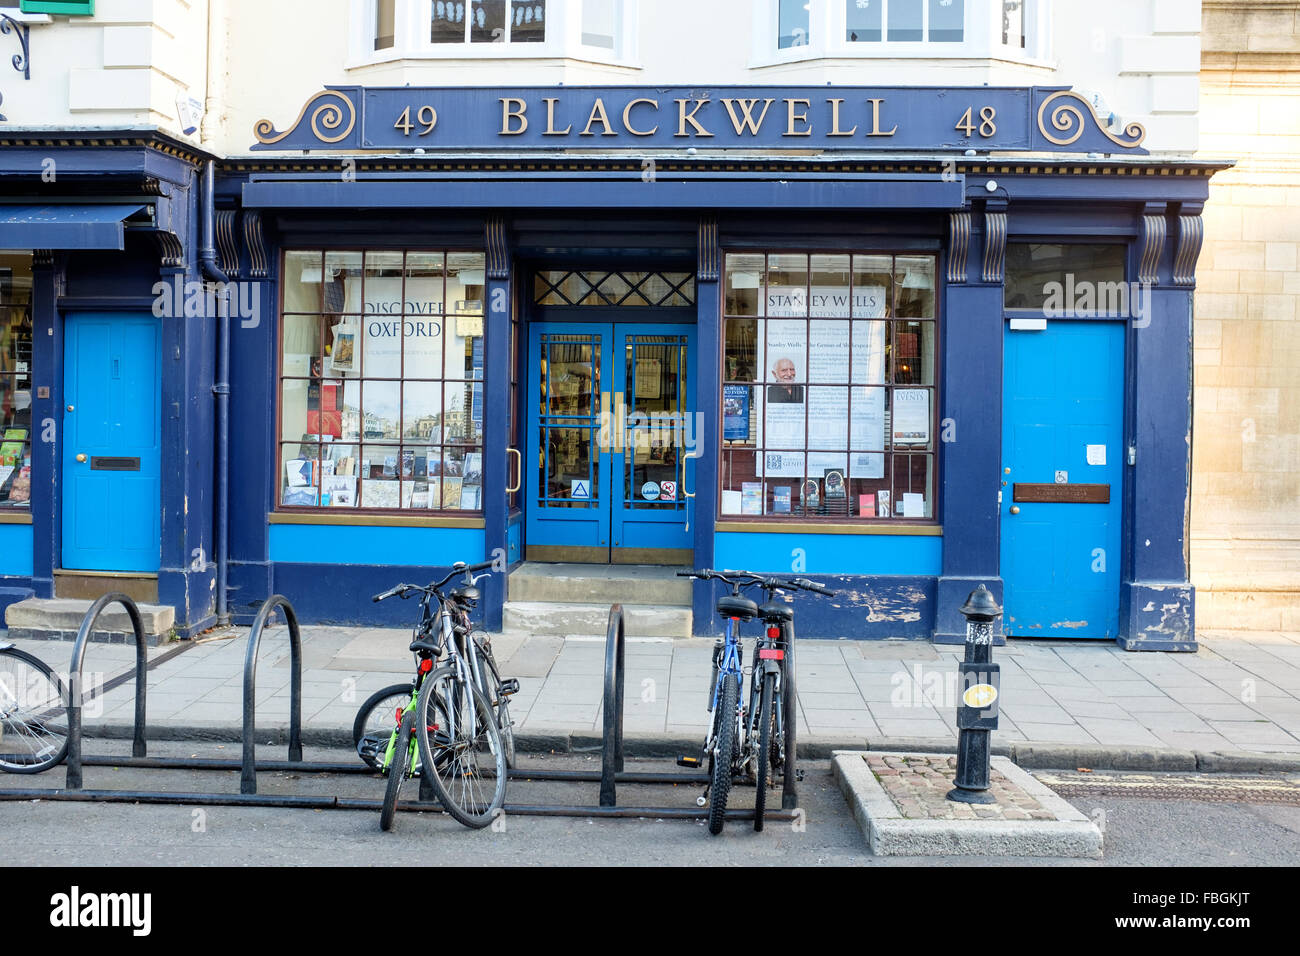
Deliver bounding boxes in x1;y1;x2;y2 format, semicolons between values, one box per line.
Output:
946;584;1002;805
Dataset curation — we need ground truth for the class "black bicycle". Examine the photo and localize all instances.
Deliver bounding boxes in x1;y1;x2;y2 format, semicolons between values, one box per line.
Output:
677;569;834;833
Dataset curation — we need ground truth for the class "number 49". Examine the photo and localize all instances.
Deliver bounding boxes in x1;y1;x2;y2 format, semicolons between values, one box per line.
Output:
956;106;997;138
395;105;438;136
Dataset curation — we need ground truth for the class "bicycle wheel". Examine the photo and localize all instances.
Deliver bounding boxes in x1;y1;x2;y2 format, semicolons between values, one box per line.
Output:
472;633;515;769
708;672;738;836
352;682;414;771
379;711;416;832
753;671;776;832
415;666;506;830
0;647;70;774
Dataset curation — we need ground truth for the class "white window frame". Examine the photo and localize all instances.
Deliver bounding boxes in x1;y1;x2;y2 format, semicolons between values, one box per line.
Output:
0;2;51;24
751;0;1053;69
348;0;638;69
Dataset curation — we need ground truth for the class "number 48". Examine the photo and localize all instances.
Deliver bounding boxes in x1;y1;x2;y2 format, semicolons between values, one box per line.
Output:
956;106;997;138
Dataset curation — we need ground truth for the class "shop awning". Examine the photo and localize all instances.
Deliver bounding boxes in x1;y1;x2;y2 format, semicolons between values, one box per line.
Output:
0;204;149;250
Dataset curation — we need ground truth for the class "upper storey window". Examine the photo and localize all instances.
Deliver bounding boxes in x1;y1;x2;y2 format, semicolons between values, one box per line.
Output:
356;0;634;65
759;0;1049;65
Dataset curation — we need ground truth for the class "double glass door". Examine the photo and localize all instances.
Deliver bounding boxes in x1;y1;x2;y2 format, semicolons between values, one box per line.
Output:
525;322;695;563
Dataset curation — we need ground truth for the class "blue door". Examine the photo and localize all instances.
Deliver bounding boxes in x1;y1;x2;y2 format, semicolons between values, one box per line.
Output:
525;322;695;563
1000;321;1124;639
62;313;162;572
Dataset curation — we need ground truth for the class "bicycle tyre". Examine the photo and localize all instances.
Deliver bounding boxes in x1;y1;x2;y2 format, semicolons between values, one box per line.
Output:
754;671;776;832
708;672;738;836
415;666;507;830
380;710;415;832
353;683;415;771
0;646;70;774
472;632;515;769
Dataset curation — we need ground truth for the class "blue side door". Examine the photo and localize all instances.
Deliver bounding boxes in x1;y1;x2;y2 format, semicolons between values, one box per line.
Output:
1000;320;1124;639
62;313;162;572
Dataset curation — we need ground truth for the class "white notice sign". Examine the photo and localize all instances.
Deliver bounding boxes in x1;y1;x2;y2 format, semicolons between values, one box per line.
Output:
1086;444;1106;466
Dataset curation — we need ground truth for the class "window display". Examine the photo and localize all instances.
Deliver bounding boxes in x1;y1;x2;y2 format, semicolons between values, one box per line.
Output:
0;254;33;510
278;250;486;513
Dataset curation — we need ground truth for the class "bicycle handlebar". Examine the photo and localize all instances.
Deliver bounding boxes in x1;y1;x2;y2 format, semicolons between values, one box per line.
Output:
373;559;499;602
678;568;836;598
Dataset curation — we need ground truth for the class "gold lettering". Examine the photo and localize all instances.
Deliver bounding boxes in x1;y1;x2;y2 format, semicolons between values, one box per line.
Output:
674;98;714;137
721;98;775;136
866;98;898;137
827;98;857;137
543;98;571;136
784;98;811;137
500;97;528;135
581;97;618;137
622;98;660;136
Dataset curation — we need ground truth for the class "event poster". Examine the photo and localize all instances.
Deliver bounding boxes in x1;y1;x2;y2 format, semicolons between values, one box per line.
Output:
892;388;931;444
723;385;751;441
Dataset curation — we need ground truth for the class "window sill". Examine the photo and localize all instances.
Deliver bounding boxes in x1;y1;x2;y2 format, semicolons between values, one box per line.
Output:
716;520;940;536
344;49;641;71
269;512;484;529
748;49;1057;71
0;510;33;524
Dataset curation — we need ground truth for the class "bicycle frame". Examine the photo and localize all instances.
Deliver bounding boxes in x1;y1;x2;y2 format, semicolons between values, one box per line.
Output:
705;616;747;761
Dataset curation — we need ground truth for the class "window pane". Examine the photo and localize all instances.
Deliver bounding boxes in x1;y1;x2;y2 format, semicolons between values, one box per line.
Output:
363;381;401;440
281;314;321;378
810;254;851;316
766;254;808;317
325;251;362;315
888;0;923;40
0;253;33;509
281;444;320;507
1004;244;1127;312
512;0;546;43
809;320;849;382
725;254;763;316
895;256;935;318
725;319;759;383
892;321;935;385
778;0;810;48
402;381;442;441
852;255;892;317
283;251;321;313
928;0;963;42
443;381;485;444
431;0;467;42
471;0;506;42
845;0;881;42
375;0;396;50
582;0;618;50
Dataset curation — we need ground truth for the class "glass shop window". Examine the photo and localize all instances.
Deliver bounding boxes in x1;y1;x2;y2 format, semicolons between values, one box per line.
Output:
1004;244;1128;313
0;253;33;510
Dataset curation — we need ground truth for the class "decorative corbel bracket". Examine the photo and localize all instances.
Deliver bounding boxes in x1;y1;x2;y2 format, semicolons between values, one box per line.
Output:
485;216;509;281
215;209;240;279
1139;203;1168;287
1172;204;1204;287
243;211;267;278
981;206;1007;284
698;217;719;282
947;210;971;284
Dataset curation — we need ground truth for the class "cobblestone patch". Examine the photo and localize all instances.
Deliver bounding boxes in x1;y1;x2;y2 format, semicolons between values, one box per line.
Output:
866;753;1056;821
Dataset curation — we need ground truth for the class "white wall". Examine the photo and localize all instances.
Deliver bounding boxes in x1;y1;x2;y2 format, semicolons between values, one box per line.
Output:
0;0;1201;156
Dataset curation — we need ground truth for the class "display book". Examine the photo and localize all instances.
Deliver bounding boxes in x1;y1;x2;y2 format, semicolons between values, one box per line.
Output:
282;435;481;510
0;427;30;504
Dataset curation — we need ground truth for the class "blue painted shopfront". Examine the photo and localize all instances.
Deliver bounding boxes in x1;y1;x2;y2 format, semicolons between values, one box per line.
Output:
0;93;1221;649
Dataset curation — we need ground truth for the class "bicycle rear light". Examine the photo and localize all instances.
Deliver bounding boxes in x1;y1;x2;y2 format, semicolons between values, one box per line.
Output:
759;648;784;660
766;626;780;638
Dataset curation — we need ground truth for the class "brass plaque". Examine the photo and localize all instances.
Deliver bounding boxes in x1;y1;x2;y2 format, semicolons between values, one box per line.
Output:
1013;483;1109;504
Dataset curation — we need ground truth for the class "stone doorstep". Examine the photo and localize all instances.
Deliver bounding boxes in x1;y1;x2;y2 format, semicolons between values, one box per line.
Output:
503;601;692;639
832;750;1103;858
4;598;176;645
4;627;173;648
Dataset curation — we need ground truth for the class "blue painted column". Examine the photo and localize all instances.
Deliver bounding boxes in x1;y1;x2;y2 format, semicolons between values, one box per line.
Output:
226;210;276;621
1118;204;1200;651
691;218;720;634
934;203;1005;643
27;250;62;599
482;217;511;631
155;171;217;637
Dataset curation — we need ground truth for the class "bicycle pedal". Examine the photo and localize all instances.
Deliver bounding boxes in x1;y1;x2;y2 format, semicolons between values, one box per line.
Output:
676;756;702;768
796;769;805;782
498;678;520;697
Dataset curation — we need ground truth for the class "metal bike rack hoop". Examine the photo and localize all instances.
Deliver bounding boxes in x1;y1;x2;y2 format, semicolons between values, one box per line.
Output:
241;594;304;794
66;593;148;790
599;604;626;807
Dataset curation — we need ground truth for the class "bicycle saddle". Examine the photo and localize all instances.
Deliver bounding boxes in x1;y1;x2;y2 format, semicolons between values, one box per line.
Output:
409;636;441;655
716;594;759;621
448;585;480;606
758;600;794;623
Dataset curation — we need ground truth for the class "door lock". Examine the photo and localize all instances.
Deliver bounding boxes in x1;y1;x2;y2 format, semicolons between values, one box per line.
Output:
76;453;87;463
67;404;75;412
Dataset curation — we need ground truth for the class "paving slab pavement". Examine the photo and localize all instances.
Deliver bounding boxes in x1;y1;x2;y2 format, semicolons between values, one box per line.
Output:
4;624;1300;771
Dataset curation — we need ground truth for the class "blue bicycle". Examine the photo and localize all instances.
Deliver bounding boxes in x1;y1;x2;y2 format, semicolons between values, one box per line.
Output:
677;569;834;835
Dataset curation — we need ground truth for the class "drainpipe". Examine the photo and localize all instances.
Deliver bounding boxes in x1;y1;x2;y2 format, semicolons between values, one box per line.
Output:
199;159;231;626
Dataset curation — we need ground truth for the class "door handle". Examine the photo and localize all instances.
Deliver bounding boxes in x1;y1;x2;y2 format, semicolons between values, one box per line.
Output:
76;453;87;463
506;447;521;494
1009;505;1020;515
682;448;700;499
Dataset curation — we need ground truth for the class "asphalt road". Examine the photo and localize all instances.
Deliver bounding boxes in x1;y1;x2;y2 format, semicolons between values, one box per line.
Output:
2;742;1299;866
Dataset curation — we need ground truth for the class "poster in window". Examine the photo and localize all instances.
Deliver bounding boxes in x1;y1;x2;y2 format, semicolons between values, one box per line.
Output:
346;276;445;378
635;357;662;399
765;285;807;318
808;321;850;382
892;388;931;444
330;322;357;374
723;385;750;441
808;387;848;450
763;319;806;404
765;403;805;451
763;450;805;479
